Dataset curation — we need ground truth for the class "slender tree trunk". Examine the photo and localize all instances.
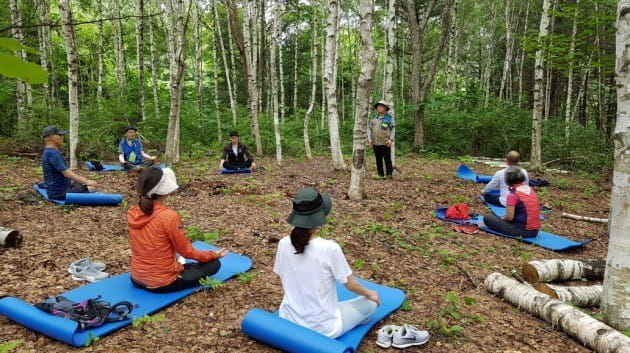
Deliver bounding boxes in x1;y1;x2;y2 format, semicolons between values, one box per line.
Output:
212;14;222;143
530;0;552;172
320;10;326;131
602;0;630;330
136;0;146;120
96;0;104;102
10;0;28;130
383;0;396;167
36;0;51;109
518;1;530;108
348;0;376;200
224;5;238;99
113;0;126;103
148;3;160;117
499;0;514;99
544;0;558;121
193;3;202;113
213;2;237;126
445;0;459;94
304;12;318;160
242;0;262;154
324;0;346;169
270;0;282;164
165;0;187;165
565;0;580;139
482;1;497;107
223;0;248;95
279;35;286;125
59;0;80;169
293;27;299;116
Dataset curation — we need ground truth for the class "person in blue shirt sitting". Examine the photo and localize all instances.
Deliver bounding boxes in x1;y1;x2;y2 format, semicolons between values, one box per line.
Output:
118;125;156;170
41;125;98;201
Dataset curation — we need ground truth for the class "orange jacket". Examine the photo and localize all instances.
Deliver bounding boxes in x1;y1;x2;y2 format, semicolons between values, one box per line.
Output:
127;202;219;287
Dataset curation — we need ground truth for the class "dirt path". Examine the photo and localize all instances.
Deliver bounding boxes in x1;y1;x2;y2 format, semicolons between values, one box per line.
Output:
0;155;610;352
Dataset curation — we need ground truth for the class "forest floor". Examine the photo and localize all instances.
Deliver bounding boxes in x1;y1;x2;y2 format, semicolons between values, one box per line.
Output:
0;154;611;353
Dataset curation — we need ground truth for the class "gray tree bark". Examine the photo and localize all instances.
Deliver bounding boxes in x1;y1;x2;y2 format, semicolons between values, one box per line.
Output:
136;0;146;120
148;1;160;118
59;0;80;169
10;0;29;129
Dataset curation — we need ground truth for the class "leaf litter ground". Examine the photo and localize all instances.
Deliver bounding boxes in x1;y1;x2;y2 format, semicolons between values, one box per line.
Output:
0;155;610;352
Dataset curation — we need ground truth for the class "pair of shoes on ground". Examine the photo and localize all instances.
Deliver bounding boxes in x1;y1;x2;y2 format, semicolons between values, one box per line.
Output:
376;324;430;349
68;258;109;283
372;174;393;180
453;223;479;234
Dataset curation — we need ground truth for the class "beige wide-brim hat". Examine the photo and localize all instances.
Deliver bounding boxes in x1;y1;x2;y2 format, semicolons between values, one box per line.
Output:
286;187;333;229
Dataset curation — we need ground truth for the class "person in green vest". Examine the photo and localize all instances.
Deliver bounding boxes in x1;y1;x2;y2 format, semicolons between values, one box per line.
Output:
367;101;395;179
118;125;156;170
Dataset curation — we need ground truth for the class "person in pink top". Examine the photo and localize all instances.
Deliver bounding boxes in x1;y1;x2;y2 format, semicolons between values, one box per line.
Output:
483;167;540;238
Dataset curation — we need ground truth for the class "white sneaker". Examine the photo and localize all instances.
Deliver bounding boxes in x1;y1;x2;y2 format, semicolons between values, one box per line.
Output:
68;258;106;274
70;266;109;282
376;325;401;348
392;324;430;348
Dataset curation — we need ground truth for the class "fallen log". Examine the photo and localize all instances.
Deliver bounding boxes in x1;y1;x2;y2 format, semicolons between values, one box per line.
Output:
522;259;605;283
485;272;630;353
534;283;602;307
561;212;608;223
0;227;22;248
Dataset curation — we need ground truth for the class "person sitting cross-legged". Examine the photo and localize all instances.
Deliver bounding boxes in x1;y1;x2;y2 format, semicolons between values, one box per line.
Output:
483;167;540;238
118;125;156;170
128;167;228;293
481;150;529;207
274;187;380;338
41;125;98;201
219;131;257;171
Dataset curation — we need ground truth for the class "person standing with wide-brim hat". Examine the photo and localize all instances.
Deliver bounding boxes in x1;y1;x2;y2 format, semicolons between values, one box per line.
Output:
274;187;380;338
368;101;395;179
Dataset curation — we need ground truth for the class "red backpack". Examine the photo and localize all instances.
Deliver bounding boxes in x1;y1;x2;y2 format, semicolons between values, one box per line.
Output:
445;203;470;220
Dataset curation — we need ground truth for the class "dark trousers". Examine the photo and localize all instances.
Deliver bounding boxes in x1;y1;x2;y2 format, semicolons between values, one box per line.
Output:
123;159;154;170
373;145;393;177
483;214;538;238
484;193;503;207
223;160;252;170
131;259;221;294
47;181;89;201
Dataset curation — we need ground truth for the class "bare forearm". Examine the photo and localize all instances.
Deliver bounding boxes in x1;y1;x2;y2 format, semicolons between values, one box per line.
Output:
62;170;91;185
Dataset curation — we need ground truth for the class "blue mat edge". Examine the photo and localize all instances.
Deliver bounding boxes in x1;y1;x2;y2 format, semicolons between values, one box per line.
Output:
220;167;251;174
33;184;123;206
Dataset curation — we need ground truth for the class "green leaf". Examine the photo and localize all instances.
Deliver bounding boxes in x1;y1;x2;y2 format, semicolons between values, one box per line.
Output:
0;53;48;84
464;297;476;305
445;291;458;303
0;37;39;54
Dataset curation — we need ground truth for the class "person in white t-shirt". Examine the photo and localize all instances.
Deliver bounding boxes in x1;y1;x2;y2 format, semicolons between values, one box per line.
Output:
481;150;529;207
274;187;380;338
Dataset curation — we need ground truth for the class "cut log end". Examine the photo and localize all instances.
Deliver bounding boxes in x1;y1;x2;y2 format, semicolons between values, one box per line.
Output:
534;283;559;298
522;263;540;283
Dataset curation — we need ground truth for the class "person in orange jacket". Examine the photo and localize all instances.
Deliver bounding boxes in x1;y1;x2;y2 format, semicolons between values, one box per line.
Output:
127;167;228;293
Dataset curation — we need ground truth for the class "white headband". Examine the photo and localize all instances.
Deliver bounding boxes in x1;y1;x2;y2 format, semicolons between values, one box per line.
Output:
146;168;179;197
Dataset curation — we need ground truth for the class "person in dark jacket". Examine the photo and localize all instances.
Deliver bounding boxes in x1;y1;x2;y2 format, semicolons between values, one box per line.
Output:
219;131;257;171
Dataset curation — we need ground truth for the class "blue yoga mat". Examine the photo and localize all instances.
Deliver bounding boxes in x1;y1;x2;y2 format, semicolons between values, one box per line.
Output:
241;278;405;353
84;161;125;172
221;167;251;174
456;164;491;183
435;207;591;251
34;184;123;206
0;242;252;347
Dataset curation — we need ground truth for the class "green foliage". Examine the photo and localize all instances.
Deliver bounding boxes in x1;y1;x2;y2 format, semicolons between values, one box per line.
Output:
185;225;222;244
0;39;47;84
0;340;21;353
237;271;255;283
132;314;166;328
84;332;99;347
353;258;365;270
198;276;225;290
400;300;412;312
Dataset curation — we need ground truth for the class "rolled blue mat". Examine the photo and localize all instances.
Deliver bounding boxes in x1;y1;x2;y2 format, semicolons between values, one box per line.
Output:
34;184;122;206
476;175;492;183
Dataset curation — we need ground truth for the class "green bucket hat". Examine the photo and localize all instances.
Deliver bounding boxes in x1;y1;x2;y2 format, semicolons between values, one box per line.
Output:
286;187;332;229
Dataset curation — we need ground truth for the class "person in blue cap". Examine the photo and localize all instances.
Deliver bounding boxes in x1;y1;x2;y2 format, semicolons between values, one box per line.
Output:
41;125;98;200
118;125;156;170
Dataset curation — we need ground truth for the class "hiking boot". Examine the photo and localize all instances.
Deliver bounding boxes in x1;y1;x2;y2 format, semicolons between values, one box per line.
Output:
376;325;401;348
372;174;386;180
391;324;430;348
70;266;109;282
68;258;106;274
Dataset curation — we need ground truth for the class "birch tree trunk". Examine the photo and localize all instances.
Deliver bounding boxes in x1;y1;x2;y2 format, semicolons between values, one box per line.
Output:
136;0;146;120
486;273;630;353
242;0;263;154
224;0;248;96
10;0;28;130
535;283;602;307
348;0;376;200
164;0;187;165
59;0;80;169
482;1;497;107
304;13;318;160
148;3;160;118
530;0;552;172
212;16;222;143
279;37;286;125
602;0;630;329
499;0;514;100
224;6;238;100
544;0;558;121
444;0;459;94
383;0;396;167
113;0;126;103
564;0;580;139
270;0;282;164
36;0;51;109
324;0;346;169
212;2;237;125
522;259;606;283
517;1;530;107
193;2;202;113
293;28;299;116
96;0;104;102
